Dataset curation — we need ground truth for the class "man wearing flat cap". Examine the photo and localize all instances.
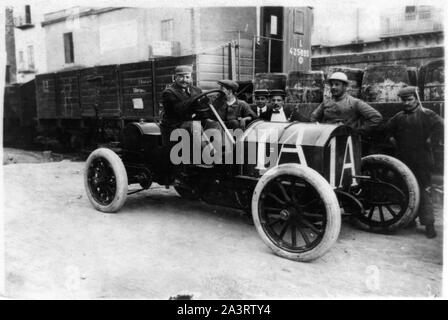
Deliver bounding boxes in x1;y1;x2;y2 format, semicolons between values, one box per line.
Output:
161;65;203;137
311;72;382;135
214;79;257;130
385;86;444;238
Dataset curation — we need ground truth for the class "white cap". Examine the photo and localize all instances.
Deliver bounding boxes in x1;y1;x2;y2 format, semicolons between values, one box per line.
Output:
328;72;349;84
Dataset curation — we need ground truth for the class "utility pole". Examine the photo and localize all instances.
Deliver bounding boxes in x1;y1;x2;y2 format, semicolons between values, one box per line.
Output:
355;8;360;42
191;8;201;54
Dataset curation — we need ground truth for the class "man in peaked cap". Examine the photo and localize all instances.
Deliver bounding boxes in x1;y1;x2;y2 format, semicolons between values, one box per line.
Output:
385;86;444;238
268;89;288;122
251;89;270;119
213;79;257;130
161;65;203;137
161;65;222;165
310;72;382;135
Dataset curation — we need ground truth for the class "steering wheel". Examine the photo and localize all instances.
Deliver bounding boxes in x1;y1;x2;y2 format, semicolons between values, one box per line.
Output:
187;89;236;145
187;89;225;116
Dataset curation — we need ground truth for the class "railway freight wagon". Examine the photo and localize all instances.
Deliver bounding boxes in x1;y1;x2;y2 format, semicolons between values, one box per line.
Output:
35;61;167;149
33;45;265;150
3;80;36;147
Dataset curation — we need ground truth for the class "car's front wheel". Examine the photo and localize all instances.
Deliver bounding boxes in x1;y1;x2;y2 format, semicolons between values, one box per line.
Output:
84;148;128;213
252;164;341;262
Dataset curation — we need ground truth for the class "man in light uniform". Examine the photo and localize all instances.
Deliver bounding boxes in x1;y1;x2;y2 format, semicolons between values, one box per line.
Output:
310;72;382;135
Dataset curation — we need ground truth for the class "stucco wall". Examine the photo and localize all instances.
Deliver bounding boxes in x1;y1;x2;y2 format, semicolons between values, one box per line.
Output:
44;7;196;72
14;5;49;82
199;7;257;51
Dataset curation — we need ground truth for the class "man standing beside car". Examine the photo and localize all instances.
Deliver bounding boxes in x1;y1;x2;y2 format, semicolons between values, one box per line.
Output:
310;72;383;135
385;86;444;239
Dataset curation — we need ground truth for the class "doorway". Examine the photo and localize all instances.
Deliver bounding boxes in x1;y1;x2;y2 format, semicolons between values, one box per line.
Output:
261;7;283;73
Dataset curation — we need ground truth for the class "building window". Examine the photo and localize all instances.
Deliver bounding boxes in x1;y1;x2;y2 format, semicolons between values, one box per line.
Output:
419;10;431;20
25;5;31;24
161;19;173;41
405;6;416;20
43;80;50;93
18;50;25;70
6;65;10;83
293;10;304;34
270;15;278;35
27;45;35;69
64;32;74;63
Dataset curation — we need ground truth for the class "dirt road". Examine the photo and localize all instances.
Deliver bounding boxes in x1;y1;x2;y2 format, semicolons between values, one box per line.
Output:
2;160;443;299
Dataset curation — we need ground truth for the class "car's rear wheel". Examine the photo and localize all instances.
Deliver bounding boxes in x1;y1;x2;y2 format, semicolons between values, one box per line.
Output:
350;154;420;232
84;148;128;213
252;164;341;262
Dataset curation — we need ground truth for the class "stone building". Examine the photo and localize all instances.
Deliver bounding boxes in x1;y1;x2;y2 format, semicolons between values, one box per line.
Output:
311;5;444;72
9;5;313;84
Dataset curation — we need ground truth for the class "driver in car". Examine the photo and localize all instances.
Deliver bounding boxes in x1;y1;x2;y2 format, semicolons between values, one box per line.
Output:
161;65;203;139
161;65;222;162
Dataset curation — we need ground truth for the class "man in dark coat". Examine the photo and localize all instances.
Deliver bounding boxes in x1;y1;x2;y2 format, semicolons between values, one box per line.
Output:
161;65;203;140
268;89;288;122
385;86;444;238
251;89;271;120
251;89;290;121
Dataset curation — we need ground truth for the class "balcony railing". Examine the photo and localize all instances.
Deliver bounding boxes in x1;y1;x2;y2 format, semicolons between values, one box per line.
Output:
14;15;34;29
380;9;443;37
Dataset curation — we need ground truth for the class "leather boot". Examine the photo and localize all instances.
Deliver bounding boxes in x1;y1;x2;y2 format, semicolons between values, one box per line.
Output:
425;224;437;239
404;220;417;229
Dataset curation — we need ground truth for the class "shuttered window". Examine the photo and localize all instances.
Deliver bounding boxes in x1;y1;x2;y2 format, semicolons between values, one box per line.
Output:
161;19;174;41
64;32;74;63
27;45;35;69
25;5;31;24
18;51;25;70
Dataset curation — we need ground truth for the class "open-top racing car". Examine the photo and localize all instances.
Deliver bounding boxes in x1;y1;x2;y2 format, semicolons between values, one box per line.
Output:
84;90;419;262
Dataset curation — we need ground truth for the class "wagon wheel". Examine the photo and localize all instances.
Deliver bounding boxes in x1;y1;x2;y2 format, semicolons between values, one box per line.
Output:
252;164;341;262
350;154;420;232
84;148;128;213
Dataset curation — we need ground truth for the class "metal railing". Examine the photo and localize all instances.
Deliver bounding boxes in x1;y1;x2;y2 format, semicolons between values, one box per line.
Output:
380;9;443;37
222;31;284;80
251;35;284;77
13;15;33;27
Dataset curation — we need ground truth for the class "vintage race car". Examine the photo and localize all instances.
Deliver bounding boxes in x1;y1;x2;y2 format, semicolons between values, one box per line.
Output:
84;90;419;262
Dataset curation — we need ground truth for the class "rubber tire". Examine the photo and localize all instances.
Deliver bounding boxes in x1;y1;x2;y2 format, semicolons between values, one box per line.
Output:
252;163;341;262
174;186;199;200
84;148;128;213
351;154;420;232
